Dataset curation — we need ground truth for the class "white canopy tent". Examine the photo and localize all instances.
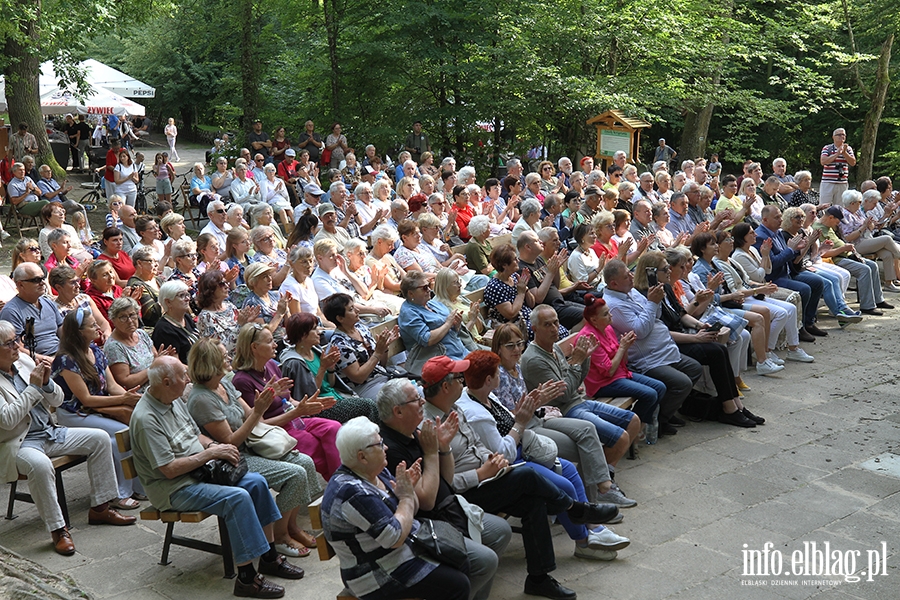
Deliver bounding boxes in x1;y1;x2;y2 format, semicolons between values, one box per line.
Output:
48;60;156;99
0;59;153;115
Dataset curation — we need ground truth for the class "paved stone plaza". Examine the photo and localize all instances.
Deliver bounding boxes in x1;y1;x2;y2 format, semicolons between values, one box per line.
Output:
1;140;899;599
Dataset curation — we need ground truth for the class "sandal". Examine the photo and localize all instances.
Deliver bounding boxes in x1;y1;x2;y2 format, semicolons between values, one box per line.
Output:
110;497;141;510
131;493;149;502
295;529;317;548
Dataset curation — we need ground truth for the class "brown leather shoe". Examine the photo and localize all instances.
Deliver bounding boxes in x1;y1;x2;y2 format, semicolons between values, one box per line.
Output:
88;506;137;526
233;574;285;598
52;528;76;555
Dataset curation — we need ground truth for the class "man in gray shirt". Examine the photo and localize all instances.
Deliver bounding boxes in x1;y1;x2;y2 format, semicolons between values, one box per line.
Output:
130;356;303;597
521;306;640;468
601;260;703;436
0;263;63;360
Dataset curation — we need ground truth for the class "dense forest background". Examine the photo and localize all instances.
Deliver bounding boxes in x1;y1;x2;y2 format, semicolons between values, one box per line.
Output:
2;0;899;180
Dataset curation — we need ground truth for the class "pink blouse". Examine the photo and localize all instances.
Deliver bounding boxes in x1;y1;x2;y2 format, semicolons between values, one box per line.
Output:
575;321;631;397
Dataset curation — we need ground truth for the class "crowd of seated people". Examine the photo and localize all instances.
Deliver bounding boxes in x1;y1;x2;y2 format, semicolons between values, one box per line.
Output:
5;130;900;600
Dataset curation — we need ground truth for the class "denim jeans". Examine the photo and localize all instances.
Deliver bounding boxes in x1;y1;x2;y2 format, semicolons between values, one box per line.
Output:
169;472;280;565
592;372;665;426
565;400;635;447
517;457;588;541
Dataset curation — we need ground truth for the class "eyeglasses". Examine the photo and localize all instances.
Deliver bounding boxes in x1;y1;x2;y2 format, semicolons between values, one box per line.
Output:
117;313;140;322
250;323;264;343
260;235;275;243
542;166;553;171
400;395;425;406
411;283;430;291
19;276;45;284
255;158;264;162
175;292;191;300
0;336;20;349
364;439;385;450
217;280;229;288
176;253;198;259
502;341;526;350
453;374;466;383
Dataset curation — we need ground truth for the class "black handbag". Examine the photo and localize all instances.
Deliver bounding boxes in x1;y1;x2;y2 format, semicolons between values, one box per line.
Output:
191;455;248;486
410;518;470;574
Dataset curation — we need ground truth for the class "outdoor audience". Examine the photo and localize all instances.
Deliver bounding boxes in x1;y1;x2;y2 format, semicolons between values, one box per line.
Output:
4;138;898;600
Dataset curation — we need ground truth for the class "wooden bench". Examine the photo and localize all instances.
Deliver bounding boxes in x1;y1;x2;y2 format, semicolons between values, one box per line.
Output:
371;317;406;361
6;454;87;527
115;429;236;578
492;232;512;248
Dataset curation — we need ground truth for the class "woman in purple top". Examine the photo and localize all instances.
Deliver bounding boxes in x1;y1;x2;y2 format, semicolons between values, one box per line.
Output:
231;323;342;478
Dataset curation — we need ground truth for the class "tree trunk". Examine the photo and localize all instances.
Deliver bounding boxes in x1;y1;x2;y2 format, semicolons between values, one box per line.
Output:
679;101;715;162
239;0;259;130
3;0;65;179
856;34;892;182
323;0;341;117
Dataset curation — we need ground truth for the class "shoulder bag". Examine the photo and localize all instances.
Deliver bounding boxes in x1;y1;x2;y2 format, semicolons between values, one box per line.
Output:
410;518;470;574
246;422;297;459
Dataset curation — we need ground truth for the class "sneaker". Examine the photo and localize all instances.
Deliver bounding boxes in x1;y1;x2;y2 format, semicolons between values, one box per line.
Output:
0;229;9;241
786;348;815;363
586;527;631;551
756;360;784;376
766;351;785;365
83;204;97;212
573;544;618;561
595;487;637;508
883;282;900;292
836;310;863;322
524;574;578;599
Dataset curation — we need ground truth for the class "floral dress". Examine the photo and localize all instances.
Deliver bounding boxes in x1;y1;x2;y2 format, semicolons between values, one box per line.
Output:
198;301;241;356
495;365;528;412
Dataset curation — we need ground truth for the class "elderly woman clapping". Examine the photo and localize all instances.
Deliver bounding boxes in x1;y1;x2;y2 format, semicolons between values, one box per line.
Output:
321;416;470;600
398;271;467;377
105;296;176;392
152;279;198;364
187;338;321;557
44;229;90;278
250;225;290;287
838;189;900;291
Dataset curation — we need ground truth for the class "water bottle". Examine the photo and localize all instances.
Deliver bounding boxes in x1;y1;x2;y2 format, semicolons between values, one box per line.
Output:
283;397;305;431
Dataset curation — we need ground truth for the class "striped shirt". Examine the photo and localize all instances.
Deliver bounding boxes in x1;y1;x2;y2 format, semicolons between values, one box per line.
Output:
821;144;854;183
321;466;436;599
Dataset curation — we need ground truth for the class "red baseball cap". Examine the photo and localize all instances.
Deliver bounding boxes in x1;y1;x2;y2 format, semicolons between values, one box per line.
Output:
421;356;470;386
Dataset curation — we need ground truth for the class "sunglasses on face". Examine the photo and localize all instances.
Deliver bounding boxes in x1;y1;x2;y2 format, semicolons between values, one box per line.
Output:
212;209;226;214
19;276;45;284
